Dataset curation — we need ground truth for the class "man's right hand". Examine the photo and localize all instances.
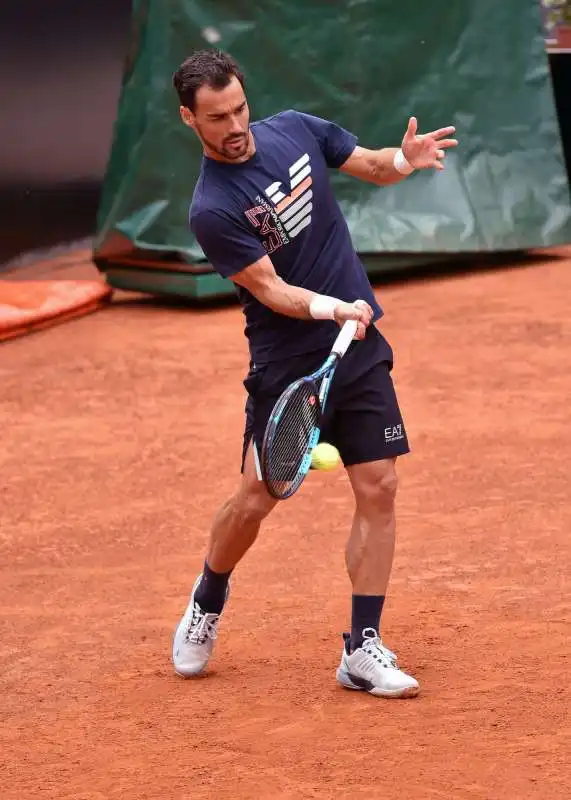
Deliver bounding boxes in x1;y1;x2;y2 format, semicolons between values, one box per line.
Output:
334;299;374;340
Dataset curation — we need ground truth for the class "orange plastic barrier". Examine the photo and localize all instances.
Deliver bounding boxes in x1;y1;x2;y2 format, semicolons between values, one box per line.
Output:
0;250;112;341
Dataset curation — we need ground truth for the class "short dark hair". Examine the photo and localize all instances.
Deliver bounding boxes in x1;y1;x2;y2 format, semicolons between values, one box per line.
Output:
172;49;245;111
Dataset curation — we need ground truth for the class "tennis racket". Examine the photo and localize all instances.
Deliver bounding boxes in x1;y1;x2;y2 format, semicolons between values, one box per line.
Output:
260;319;358;500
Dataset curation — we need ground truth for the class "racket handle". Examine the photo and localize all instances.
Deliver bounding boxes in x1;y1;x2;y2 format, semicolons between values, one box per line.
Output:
331;320;358;357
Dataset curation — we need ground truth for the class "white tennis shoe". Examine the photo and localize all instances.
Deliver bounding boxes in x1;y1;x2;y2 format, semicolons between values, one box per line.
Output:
336;627;420;698
172;574;229;678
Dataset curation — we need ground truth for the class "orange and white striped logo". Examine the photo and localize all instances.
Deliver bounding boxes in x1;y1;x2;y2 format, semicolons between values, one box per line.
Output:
263;153;313;239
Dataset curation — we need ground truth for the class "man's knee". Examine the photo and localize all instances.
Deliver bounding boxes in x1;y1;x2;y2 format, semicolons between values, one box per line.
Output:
348;459;398;511
233;462;278;525
235;442;275;522
234;489;275;525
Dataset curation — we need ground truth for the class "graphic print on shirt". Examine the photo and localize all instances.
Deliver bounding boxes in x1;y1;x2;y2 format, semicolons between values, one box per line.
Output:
244;153;313;256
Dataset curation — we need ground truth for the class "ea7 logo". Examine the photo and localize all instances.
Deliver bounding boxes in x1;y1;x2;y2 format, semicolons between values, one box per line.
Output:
264;153;313;239
385;424;404;443
244;206;283;255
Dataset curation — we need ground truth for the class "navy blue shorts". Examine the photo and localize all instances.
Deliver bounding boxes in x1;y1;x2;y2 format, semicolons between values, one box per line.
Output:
241;325;410;471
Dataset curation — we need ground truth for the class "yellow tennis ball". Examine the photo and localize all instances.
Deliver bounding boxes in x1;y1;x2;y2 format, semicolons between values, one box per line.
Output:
311;442;340;471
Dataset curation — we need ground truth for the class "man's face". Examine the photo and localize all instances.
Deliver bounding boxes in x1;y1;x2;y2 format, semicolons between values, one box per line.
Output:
181;76;250;161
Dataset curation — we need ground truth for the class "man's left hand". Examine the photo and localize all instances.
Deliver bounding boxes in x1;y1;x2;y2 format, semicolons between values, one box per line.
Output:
401;117;458;171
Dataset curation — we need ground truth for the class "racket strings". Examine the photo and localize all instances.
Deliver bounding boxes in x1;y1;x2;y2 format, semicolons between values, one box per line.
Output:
271;391;316;470
264;380;321;494
272;402;314;469
274;384;317;454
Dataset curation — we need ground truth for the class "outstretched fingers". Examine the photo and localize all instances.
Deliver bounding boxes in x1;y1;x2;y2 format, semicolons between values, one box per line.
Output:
427;125;456;140
405;116;418;138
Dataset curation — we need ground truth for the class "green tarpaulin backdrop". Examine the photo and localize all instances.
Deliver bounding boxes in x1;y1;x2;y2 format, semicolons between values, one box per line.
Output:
95;0;571;275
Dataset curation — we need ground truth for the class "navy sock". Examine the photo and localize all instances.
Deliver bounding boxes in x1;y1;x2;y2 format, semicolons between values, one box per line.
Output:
349;595;385;652
194;561;232;615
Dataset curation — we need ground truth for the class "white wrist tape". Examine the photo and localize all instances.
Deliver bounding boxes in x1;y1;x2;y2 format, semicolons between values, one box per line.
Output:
309;294;340;320
393;149;414;175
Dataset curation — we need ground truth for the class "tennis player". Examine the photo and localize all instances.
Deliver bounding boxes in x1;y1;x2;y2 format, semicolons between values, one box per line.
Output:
171;49;457;697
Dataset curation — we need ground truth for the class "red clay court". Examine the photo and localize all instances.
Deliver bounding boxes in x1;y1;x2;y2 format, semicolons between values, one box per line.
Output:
1;250;570;799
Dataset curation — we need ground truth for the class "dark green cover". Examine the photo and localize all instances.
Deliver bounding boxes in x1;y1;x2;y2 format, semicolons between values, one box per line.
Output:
95;0;571;268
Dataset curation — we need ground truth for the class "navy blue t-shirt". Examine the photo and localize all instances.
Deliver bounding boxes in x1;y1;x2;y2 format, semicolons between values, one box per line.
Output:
189;109;383;365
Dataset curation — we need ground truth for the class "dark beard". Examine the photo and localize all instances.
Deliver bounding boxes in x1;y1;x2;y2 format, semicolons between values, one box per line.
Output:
196;125;251;162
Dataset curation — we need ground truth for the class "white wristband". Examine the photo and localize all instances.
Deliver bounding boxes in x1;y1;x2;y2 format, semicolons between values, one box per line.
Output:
309;294;340;320
393;148;414;175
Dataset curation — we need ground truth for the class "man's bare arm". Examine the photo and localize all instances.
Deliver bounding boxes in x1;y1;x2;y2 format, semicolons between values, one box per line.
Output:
231;254;372;332
340;146;406;186
340;117;458;186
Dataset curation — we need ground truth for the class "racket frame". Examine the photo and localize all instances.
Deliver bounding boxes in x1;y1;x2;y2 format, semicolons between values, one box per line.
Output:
260;320;358;499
